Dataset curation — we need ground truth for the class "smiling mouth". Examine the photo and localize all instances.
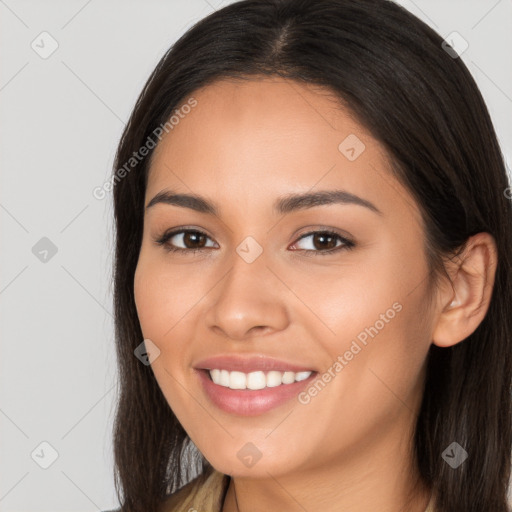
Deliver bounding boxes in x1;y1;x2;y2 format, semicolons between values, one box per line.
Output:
195;366;319;416
203;368;317;390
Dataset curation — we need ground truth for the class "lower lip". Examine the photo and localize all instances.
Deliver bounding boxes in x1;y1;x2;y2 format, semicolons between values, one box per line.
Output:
195;369;318;416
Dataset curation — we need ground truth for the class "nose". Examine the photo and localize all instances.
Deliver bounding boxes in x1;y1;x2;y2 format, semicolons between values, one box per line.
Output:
204;250;290;340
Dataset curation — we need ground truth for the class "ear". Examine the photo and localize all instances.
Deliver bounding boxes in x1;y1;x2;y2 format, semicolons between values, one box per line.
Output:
432;232;498;348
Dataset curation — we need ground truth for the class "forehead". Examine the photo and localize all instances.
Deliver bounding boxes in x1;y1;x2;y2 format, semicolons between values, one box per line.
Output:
149;76;375;175
146;76;418;224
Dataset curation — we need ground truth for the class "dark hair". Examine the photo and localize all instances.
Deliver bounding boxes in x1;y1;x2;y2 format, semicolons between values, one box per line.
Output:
111;0;512;510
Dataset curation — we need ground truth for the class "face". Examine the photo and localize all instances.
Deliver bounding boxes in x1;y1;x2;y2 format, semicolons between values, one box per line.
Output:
134;76;436;479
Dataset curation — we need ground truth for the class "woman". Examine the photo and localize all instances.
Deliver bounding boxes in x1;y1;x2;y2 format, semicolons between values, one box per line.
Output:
109;0;512;511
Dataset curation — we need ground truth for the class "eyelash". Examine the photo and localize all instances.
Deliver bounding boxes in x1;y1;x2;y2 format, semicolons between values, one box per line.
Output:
154;228;356;257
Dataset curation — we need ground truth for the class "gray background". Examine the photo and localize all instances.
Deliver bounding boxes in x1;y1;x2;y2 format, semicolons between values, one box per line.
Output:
1;0;511;510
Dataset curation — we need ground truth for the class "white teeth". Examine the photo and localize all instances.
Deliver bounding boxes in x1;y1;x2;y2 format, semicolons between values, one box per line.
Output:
246;371;266;390
210;369;221;384
220;369;230;387
229;371;246;389
295;371;312;382
208;369;313;390
266;371;283;387
282;371;295;384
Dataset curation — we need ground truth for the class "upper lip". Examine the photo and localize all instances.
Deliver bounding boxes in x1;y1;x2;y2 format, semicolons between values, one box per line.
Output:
194;354;316;373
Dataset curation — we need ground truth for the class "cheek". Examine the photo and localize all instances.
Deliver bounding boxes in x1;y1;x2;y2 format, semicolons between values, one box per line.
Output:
289;237;418;339
331;290;431;424
133;261;165;335
133;256;213;391
287;262;402;355
134;255;205;338
134;259;199;417
300;249;430;407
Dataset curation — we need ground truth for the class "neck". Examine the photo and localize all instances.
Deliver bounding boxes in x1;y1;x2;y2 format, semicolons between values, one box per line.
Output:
221;416;431;512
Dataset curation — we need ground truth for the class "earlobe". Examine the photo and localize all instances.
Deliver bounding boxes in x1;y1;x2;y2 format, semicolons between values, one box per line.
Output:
431;232;498;348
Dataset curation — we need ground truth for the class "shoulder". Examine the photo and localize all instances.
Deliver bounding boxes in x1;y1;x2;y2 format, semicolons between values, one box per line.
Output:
425;491;437;512
100;468;229;512
158;465;230;512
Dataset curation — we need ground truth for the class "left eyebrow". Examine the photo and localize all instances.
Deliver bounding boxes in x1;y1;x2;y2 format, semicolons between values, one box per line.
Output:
145;188;382;216
274;189;382;216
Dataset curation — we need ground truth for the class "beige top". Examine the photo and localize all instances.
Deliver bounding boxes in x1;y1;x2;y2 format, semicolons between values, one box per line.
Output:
158;465;436;512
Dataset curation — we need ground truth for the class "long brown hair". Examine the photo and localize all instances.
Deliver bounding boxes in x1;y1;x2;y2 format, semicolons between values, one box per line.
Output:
111;1;512;510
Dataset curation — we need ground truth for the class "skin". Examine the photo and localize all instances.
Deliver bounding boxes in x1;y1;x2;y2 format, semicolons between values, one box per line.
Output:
133;76;497;512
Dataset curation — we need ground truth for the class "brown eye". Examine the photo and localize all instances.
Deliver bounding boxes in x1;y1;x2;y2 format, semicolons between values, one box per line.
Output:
181;231;208;249
156;229;217;254
312;233;338;250
291;230;355;256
